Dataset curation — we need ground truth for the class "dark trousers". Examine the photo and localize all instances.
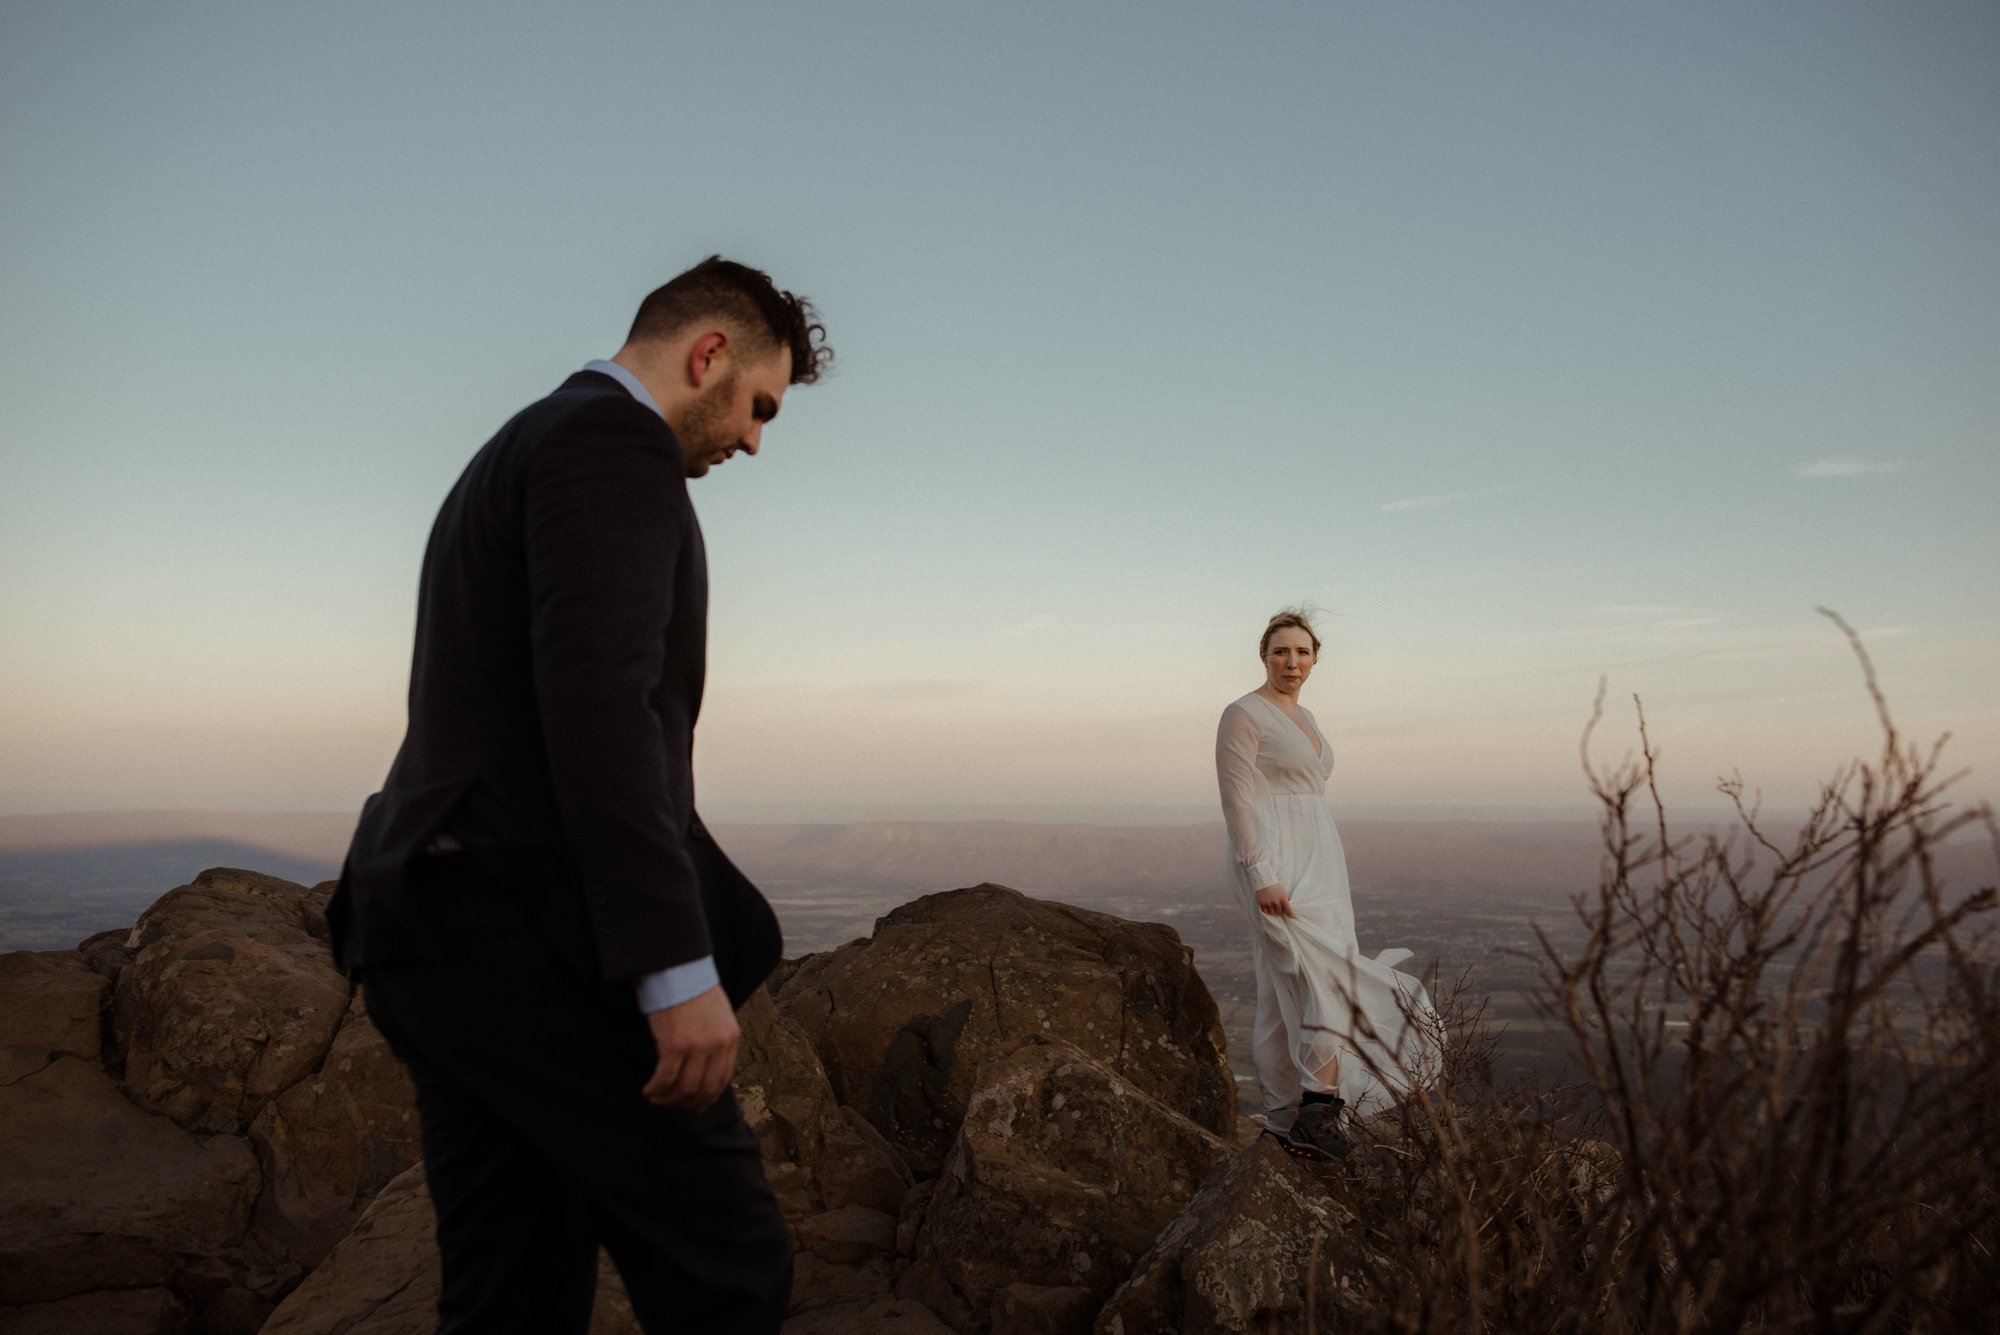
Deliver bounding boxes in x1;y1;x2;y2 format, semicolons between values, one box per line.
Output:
360;867;790;1334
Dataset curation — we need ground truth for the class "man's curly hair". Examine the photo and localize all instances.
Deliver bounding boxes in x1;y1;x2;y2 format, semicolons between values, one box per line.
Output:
627;256;832;385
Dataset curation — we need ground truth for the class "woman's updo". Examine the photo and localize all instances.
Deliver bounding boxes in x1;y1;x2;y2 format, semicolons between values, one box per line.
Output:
1259;607;1322;657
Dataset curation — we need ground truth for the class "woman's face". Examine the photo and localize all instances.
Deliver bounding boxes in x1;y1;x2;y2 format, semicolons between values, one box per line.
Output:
1262;626;1316;695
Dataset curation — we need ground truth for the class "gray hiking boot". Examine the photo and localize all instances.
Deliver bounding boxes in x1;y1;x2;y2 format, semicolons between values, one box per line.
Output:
1283;1097;1352;1161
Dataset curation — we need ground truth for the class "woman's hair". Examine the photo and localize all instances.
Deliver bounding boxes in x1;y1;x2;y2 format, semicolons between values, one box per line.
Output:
1259;607;1322;657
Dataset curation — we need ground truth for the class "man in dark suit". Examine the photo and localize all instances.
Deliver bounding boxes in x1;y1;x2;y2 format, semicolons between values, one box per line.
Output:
327;257;831;1333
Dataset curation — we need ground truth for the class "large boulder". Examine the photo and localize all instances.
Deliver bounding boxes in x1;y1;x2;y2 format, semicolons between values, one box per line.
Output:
778;885;1235;1175
113;869;349;1133
0;872;423;1331
0;949;106;1084
1095;1135;1359;1334
0;1054;259;1305
735;987;912;1219
900;1036;1233;1332
247;991;422;1268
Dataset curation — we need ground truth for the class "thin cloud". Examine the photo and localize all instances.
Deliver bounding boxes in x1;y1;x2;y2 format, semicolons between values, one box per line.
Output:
1794;458;1901;478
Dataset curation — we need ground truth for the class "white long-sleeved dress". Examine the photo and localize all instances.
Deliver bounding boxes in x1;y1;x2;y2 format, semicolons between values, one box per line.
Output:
1216;691;1439;1120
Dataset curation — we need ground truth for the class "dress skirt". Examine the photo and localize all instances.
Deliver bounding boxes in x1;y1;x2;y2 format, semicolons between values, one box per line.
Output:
1227;792;1439;1116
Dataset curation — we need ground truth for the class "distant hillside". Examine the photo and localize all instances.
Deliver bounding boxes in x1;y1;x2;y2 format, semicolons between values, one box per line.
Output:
0;810;357;860
5;809;1988;957
711;818;1617;905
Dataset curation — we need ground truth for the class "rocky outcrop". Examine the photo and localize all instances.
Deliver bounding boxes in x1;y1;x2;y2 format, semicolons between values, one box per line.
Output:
113;869;351;1134
0;868;420;1333
778;885;1235;1176
0;949;106;1082
4;871;1395;1334
735;987;913;1219
900;1036;1233;1332
1095;1134;1360;1334
248;991;420;1268
0;1054;260;1306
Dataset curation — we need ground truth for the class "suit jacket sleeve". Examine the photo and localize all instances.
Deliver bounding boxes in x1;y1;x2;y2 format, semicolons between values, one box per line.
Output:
521;403;710;978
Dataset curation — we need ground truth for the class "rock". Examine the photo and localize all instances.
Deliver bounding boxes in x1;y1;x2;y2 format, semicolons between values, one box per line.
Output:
180;1258;303;1335
735;986;912;1218
788;1251;900;1317
796;1205;899;1266
113;869;350;1134
256;1164;439;1335
0;1055;258;1305
900;1036;1232;1332
247;991;422;1268
586;1253;644;1335
0;949;106;1084
77;927;137;983
0;1286;189;1333
257;1164;658;1335
823;1105;915;1215
778;885;1235;1175
897;1178;937;1261
1095;1135;1365;1335
781;1294;957;1334
991;1283;1098;1335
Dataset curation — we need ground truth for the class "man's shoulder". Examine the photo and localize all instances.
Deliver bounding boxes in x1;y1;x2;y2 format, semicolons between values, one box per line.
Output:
473;373;675;471
519;371;666;435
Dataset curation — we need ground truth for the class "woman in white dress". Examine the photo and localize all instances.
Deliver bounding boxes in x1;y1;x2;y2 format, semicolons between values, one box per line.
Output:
1216;609;1439;1158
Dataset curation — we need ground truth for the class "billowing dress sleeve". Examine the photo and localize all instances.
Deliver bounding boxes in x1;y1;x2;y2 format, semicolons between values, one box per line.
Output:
1217;704;1281;890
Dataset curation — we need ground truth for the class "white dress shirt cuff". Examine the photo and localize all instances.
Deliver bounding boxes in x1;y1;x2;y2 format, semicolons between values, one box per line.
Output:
634;956;721;1013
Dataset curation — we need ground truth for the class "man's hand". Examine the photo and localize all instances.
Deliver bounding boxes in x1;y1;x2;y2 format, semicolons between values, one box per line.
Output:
1255;885;1295;918
642;984;739;1111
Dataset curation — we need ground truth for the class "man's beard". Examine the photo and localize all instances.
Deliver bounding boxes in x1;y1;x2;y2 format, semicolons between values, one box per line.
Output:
669;369;738;477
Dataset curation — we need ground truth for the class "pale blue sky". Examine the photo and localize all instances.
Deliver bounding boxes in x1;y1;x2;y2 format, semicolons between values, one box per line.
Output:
3;1;1995;819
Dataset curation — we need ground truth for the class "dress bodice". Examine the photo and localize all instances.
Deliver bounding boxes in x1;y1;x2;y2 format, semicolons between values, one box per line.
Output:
1223;693;1331;797
1216;692;1333;890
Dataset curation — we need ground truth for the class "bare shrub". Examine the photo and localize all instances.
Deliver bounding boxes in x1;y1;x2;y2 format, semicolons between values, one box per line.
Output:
1319;611;1999;1333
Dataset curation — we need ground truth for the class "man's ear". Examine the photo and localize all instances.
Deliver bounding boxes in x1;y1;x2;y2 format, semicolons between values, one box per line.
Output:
685;330;729;390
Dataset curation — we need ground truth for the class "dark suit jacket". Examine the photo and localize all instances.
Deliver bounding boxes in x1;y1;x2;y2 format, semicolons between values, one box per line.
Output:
327;370;781;1005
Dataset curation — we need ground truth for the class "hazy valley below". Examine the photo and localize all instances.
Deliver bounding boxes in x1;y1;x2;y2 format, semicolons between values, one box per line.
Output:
8;809;1989;1100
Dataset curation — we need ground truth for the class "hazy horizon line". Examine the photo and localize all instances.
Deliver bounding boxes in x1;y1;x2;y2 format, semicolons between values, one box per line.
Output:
0;798;1787;829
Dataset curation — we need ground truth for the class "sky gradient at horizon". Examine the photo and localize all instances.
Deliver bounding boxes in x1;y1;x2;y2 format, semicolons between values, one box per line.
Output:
2;1;1996;822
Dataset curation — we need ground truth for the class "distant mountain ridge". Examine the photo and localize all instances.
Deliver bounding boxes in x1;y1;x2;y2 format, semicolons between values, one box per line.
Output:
0;810;1625;902
0;810;358;861
6;810;1988;958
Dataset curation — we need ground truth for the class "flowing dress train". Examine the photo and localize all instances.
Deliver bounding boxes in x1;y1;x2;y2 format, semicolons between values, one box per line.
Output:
1216;692;1440;1121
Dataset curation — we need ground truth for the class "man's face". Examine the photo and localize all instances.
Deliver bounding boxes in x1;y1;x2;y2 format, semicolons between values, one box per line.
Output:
670;345;792;479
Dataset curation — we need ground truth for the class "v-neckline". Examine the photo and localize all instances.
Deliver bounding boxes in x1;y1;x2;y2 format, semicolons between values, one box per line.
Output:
1252;691;1323;760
